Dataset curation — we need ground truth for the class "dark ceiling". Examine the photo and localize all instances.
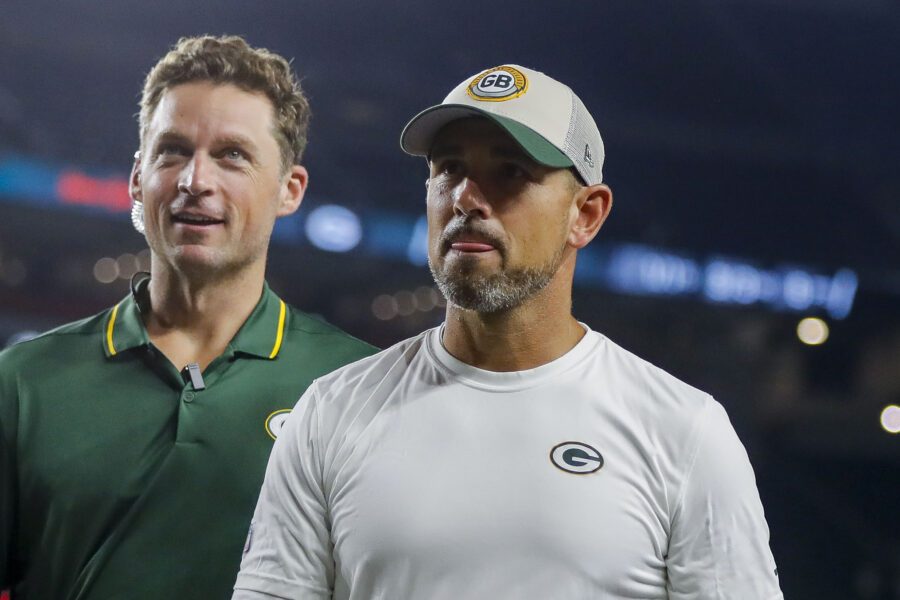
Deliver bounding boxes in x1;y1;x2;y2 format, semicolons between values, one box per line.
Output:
1;0;899;278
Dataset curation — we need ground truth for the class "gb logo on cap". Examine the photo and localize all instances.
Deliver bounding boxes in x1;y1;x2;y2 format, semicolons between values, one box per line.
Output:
467;66;528;102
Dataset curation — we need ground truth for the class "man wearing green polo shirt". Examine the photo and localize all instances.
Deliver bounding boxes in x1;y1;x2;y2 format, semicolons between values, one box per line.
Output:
0;36;375;599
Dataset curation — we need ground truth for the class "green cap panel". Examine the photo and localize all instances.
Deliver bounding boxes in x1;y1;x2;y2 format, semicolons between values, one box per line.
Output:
487;114;574;168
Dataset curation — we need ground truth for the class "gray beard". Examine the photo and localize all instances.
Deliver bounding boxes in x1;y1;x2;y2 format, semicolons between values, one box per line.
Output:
429;246;564;314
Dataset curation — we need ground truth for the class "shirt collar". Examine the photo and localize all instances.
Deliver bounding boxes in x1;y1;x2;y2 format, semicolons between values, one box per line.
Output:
228;282;288;359
103;274;288;360
102;273;151;357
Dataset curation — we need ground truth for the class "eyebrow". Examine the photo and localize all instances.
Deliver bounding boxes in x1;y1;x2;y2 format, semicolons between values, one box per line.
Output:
152;130;191;146
152;130;259;153
216;134;258;152
428;143;461;161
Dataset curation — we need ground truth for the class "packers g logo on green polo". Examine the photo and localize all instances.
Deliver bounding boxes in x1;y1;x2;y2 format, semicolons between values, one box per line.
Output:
265;409;292;440
466;66;528;102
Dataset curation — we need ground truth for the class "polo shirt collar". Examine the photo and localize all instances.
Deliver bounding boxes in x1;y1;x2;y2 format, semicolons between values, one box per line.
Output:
228;283;288;359
103;273;288;360
102;274;150;357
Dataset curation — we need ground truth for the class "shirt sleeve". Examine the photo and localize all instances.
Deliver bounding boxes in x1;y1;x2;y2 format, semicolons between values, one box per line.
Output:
233;383;334;600
666;401;783;599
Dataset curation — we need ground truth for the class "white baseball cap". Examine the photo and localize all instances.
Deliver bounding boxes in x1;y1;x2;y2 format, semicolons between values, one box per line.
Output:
400;64;604;185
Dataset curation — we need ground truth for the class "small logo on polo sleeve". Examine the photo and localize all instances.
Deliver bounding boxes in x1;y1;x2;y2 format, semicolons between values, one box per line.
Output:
550;441;604;474
467;66;528;102
265;409;292;440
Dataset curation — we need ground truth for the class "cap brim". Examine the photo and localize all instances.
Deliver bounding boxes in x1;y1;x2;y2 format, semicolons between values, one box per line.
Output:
400;104;573;169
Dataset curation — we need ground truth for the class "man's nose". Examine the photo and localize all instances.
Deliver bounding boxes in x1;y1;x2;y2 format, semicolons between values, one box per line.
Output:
452;177;492;219
178;154;215;197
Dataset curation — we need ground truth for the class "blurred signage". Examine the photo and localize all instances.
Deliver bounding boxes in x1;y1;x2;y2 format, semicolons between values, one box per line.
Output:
602;244;857;320
57;170;130;211
0;153;859;318
0;155;129;213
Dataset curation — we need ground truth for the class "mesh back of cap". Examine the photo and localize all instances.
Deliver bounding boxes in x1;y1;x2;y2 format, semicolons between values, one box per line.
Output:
563;94;604;185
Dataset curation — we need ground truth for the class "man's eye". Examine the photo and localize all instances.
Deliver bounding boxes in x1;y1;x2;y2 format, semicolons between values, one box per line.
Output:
223;148;247;161
501;163;528;179
436;160;462;176
158;144;187;157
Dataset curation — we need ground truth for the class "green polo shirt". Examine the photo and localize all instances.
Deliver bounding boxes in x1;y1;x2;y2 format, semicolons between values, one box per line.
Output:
0;279;375;599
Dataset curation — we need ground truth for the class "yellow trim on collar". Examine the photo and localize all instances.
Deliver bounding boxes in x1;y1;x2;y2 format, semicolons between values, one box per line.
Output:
106;302;121;356
268;300;287;359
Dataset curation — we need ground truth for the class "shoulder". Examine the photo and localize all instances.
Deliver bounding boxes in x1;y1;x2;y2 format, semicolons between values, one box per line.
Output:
588;332;743;518
314;329;430;394
594;332;713;417
0;309;109;370
303;329;431;417
292;330;431;466
282;304;377;356
588;332;721;467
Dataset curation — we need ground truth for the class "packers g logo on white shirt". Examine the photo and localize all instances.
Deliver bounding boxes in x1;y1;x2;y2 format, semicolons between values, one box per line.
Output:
550;441;604;474
466;66;528;102
265;409;292;440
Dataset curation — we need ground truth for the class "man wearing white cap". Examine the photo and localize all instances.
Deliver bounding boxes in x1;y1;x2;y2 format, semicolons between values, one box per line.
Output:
233;65;783;599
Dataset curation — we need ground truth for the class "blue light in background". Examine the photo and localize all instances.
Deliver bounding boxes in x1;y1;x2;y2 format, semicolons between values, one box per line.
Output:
782;269;817;311
704;260;770;305
271;212;304;244
406;215;429;266
607;245;701;296
601;243;858;319
363;212;417;260
304;204;362;252
824;269;858;320
702;258;857;318
0;157;58;205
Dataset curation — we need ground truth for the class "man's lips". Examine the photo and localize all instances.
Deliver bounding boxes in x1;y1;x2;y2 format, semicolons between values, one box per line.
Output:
441;220;504;256
450;241;495;253
171;213;225;227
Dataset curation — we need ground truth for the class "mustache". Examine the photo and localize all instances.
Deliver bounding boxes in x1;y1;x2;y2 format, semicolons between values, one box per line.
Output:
439;219;505;254
168;196;225;217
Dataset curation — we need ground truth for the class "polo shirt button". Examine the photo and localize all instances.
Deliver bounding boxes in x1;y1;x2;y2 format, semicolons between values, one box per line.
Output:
183;391;195;403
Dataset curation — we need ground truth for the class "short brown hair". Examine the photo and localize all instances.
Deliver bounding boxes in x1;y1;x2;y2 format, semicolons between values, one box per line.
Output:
139;35;311;168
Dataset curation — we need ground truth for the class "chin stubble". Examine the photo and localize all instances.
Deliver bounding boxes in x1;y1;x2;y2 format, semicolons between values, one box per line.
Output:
429;243;565;314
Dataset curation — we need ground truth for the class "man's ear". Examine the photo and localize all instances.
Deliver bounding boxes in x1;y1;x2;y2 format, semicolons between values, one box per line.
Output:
129;152;147;234
568;183;613;249
277;164;309;217
129;151;143;202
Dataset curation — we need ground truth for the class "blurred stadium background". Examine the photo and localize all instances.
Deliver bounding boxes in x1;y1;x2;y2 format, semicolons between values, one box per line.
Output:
1;1;898;597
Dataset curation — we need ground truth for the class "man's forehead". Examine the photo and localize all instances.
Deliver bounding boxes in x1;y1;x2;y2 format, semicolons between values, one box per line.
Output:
147;81;275;136
147;81;275;143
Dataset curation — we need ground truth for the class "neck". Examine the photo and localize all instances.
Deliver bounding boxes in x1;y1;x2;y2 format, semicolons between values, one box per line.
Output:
441;264;584;372
142;257;266;370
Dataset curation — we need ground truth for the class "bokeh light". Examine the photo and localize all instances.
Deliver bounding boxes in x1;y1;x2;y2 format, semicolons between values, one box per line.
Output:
93;257;118;284
797;317;829;346
880;405;900;434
